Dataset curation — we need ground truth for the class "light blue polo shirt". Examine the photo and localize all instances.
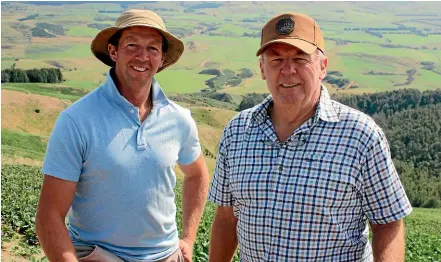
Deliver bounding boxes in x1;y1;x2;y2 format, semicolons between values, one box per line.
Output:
42;70;201;261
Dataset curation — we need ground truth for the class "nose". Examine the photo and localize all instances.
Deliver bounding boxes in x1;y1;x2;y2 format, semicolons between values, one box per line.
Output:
280;59;297;75
136;47;150;62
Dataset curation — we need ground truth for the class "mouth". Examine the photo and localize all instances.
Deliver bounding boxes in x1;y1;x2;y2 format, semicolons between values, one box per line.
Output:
132;66;147;72
280;83;300;88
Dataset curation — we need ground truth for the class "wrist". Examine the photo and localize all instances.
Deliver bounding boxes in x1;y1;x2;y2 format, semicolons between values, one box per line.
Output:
181;236;195;246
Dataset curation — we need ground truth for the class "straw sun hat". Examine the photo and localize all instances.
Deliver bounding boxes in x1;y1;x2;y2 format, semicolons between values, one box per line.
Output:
91;9;184;72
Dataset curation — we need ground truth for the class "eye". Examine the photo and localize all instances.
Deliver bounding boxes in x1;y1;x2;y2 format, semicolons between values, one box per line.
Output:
294;57;309;64
270;58;283;65
148;46;160;52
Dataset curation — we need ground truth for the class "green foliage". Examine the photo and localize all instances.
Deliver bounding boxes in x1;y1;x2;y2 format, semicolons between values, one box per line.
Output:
238;93;269;111
1;68;63;83
237;68;253;79
1;68;29;83
334;89;441;206
31;27;56;38
405;209;441;261
203;68;252;89
2;164;439;261
199;69;221;76
201;91;234;103
1;165;43;245
324;75;350;88
333;89;441;116
17;14;39;21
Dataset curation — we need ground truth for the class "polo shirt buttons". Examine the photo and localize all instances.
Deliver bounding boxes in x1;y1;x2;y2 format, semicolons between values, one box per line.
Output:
130;109;135;113
278;165;283;171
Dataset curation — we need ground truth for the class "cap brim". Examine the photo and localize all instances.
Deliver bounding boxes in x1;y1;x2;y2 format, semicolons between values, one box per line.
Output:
256;38;317;56
91;25;184;73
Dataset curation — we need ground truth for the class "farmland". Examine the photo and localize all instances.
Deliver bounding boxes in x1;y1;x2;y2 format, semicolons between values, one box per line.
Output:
2;1;441;261
2;164;441;261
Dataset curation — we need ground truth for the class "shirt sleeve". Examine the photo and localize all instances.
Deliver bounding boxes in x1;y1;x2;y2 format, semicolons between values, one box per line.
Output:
361;127;413;224
208;126;234;206
177;113;201;165
41;111;84;182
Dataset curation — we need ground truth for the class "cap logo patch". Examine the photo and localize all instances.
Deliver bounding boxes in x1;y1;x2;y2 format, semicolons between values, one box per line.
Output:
276;18;294;35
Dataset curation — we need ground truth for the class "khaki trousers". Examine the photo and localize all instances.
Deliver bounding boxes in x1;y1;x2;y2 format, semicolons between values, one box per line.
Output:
75;245;183;262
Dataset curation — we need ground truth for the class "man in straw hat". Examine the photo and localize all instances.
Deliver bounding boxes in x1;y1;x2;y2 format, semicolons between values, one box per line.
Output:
36;9;209;262
208;12;412;261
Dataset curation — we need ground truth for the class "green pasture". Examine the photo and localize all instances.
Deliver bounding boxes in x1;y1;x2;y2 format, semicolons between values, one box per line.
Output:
24;43;92;60
409;69;441;91
155;69;212;93
224;77;268;96
1;129;47;160
174;35;260;71
2;83;88;102
209;24;252;37
334;30;389;44
385;34;441;47
338;43;441;62
65;25;99;37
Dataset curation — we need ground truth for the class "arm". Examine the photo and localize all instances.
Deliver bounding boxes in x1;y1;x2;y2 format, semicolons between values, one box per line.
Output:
178;153;210;252
209;206;238;262
370;219;405;262
36;175;78;262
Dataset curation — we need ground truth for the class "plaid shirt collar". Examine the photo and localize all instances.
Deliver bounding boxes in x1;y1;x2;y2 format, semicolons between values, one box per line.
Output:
252;85;340;127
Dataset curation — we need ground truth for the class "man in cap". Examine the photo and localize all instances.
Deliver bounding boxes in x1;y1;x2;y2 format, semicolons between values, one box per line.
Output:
36;9;209;262
208;12;412;261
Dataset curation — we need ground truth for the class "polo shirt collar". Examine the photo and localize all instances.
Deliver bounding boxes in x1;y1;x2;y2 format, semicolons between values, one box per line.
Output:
100;69;170;110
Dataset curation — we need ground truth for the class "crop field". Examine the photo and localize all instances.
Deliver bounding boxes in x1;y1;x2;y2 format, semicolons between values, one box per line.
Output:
1;164;440;261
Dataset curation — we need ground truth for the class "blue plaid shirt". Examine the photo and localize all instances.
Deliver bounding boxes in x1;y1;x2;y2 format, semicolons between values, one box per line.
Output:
209;86;412;261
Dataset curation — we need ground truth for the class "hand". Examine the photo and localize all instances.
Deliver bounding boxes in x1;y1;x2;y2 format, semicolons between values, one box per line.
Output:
179;239;193;262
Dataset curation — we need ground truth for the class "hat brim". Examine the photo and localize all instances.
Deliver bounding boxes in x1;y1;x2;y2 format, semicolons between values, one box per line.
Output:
256;38;318;56
91;25;184;73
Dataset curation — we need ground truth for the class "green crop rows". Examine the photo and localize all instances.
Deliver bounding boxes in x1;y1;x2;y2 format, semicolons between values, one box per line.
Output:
2;164;440;261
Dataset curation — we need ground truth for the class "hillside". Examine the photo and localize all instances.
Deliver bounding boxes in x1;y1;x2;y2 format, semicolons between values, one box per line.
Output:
2;1;441;98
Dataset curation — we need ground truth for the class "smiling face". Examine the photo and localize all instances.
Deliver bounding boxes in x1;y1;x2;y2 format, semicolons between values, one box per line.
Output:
260;43;327;109
108;26;164;91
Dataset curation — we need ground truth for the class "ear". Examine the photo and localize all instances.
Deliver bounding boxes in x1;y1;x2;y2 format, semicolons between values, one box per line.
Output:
259;59;266;80
108;44;117;62
319;56;328;80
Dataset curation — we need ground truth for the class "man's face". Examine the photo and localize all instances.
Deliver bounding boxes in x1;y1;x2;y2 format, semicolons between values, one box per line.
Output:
108;26;164;89
260;43;327;108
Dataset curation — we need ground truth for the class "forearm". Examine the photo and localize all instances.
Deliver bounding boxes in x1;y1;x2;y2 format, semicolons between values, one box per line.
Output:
36;214;77;262
371;219;405;262
181;174;209;244
209;211;238;262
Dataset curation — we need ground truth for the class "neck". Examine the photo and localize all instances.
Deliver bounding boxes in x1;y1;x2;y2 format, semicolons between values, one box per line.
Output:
269;97;319;142
111;68;153;108
111;69;153;122
270;101;316;128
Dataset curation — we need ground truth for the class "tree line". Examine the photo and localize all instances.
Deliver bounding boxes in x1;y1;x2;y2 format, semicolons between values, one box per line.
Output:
1;68;63;83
